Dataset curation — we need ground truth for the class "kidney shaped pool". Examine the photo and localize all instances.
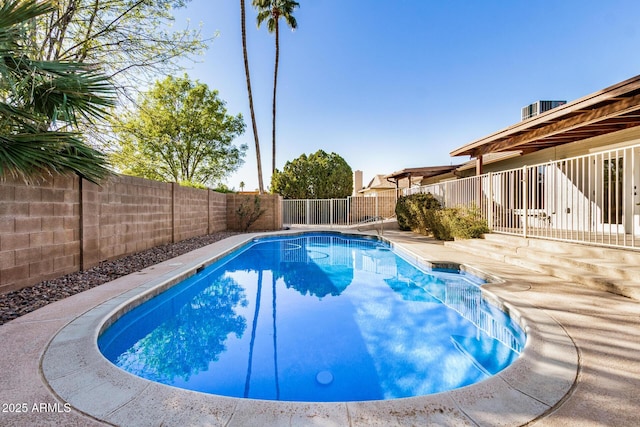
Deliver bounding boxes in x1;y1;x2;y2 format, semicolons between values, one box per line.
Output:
98;233;525;402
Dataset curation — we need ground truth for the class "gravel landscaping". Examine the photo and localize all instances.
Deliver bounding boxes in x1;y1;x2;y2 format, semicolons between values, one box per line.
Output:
0;231;240;326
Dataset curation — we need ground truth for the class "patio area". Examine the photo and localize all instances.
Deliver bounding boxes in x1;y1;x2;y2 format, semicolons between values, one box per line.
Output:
1;230;639;426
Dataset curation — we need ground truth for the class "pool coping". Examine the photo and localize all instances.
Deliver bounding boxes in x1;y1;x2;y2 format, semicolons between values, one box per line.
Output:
40;230;579;426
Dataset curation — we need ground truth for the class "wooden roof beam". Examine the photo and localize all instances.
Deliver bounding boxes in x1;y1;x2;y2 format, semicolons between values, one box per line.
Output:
451;76;640;157
469;93;640;157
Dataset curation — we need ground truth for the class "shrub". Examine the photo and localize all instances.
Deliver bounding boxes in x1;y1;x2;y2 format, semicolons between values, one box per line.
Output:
395;196;412;231
179;180;207;189
449;204;490;239
236;196;266;231
213;183;235;193
433;205;489;241
396;194;488;240
395;193;442;233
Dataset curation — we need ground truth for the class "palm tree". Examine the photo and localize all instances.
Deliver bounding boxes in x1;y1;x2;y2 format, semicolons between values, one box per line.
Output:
240;0;265;194
253;0;299;175
271;272;280;399
0;0;115;184
244;269;263;397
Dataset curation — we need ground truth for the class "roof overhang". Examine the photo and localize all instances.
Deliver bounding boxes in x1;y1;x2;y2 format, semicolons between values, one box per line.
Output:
456;151;522;172
450;74;640;158
385;165;461;181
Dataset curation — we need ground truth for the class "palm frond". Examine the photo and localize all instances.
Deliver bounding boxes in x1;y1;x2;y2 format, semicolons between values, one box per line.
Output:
0;132;110;184
0;0;114;183
0;0;53;30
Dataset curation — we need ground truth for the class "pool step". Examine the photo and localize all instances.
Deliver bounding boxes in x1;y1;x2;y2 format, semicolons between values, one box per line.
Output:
483;233;640;263
445;235;640;301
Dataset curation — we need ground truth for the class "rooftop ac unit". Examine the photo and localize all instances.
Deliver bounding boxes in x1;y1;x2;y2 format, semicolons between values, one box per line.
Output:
521;100;566;121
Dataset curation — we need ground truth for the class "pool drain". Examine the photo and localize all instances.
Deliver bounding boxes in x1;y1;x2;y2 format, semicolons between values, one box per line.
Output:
316;370;333;385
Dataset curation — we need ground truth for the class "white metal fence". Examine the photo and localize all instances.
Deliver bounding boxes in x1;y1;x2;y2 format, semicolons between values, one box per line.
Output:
282;143;640;250
410;143;640;249
282;192;397;227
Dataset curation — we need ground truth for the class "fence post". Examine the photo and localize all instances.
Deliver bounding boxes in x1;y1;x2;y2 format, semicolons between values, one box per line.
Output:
487;172;494;231
522;166;528;238
443;182;448;208
330;198;334;228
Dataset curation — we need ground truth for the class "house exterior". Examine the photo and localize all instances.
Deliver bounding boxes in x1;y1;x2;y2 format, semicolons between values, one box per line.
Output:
281;74;640;243
359;174;397;197
412;74;640;249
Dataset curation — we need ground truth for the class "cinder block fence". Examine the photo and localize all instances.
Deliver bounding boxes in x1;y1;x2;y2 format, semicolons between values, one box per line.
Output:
0;174;282;294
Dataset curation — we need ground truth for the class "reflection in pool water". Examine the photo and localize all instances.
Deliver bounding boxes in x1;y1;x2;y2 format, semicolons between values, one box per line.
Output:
99;233;525;402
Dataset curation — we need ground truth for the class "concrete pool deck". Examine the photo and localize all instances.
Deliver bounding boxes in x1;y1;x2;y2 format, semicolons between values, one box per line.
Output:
1;229;639;426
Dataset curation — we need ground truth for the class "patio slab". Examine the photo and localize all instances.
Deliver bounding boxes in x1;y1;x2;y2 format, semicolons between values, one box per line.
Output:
1;229;639;426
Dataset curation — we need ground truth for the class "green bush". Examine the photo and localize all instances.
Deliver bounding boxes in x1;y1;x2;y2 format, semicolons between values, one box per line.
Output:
395;193;442;233
430;209;452;240
178;180;207;189
449;204;490;239
395;196;412;231
433;205;489;240
395;194;488;240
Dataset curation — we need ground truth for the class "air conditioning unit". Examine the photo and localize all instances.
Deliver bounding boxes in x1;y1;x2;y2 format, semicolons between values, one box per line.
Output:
521;100;566;121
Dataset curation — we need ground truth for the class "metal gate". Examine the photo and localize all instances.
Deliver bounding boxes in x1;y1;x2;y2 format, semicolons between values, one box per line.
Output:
282;193;397;226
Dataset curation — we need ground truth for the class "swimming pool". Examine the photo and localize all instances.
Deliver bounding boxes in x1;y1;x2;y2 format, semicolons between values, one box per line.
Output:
98;233;525;402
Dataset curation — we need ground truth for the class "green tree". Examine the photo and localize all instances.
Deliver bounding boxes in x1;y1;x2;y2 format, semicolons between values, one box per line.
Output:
241;0;265;194
253;0;299;175
270;150;352;199
22;0;207;150
110;74;246;187
25;0;206;93
0;0;115;183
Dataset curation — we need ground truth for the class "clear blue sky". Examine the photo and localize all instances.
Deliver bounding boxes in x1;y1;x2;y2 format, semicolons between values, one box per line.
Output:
172;1;640;191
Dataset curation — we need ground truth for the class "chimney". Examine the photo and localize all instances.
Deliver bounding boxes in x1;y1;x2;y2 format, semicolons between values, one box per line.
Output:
353;170;363;197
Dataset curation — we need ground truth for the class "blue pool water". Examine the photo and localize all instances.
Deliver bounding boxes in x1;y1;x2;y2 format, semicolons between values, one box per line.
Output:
98;233;525;402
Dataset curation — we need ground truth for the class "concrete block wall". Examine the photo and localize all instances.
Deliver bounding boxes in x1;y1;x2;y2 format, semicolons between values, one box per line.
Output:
172;183;209;242
263;194;283;230
209;191;227;232
0;175;80;293
226;194;283;231
0;173;283;294
82;176;173;269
